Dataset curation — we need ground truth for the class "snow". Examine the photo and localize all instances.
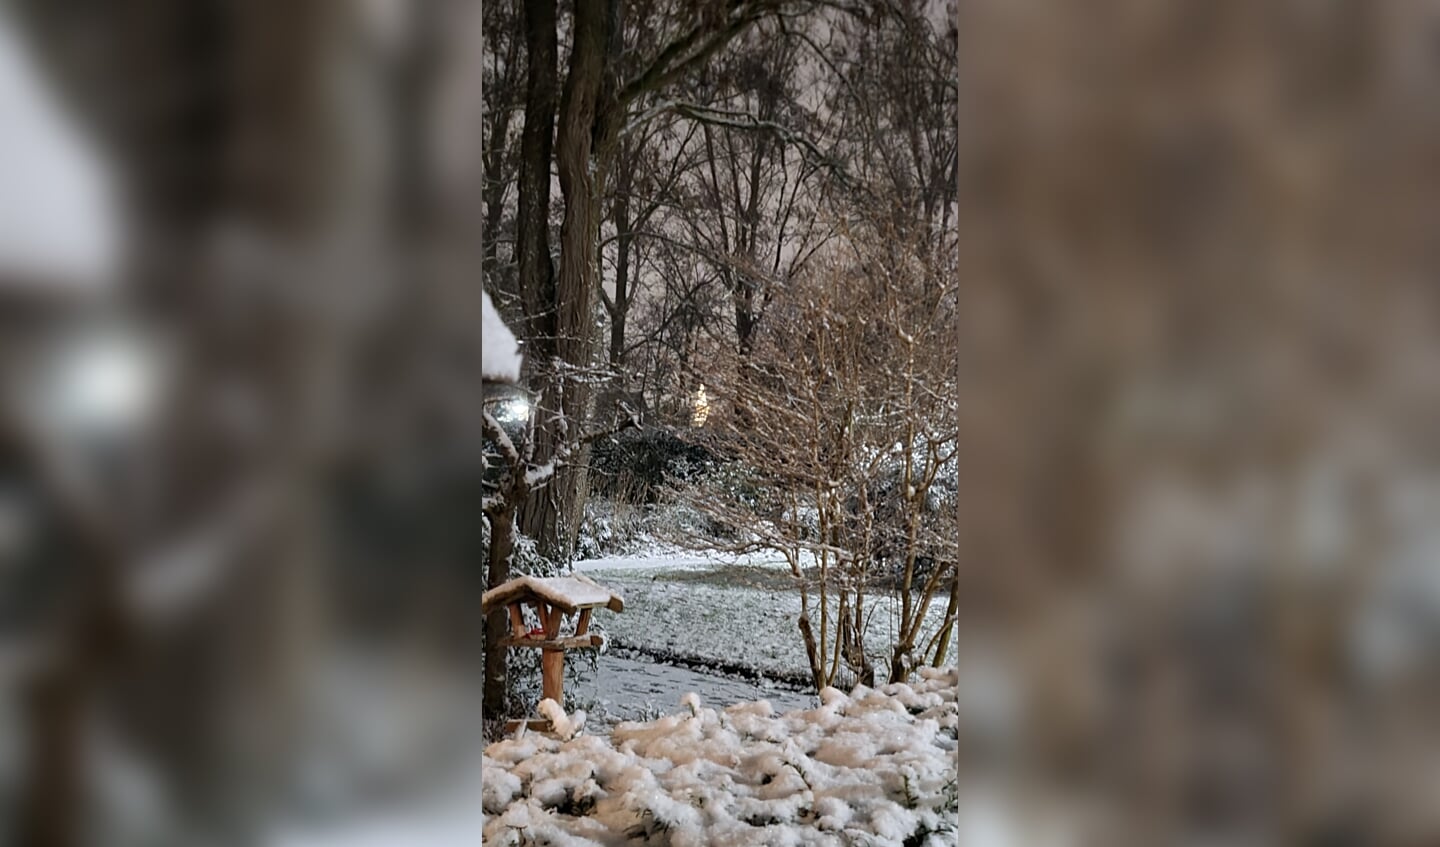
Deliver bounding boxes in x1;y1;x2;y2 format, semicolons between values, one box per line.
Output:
482;573;622;615
573;548;799;573
268;772;488;847
482;667;960;846
538;698;586;741
0;8;118;286
264;654;490;847
523;460;556;487
577;654;815;729
482;291;523;382
580;568;957;685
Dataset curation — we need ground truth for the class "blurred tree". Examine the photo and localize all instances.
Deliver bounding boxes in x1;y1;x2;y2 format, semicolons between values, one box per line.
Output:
8;0;497;840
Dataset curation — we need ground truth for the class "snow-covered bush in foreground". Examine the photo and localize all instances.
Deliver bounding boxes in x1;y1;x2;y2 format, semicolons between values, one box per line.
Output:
482;666;959;846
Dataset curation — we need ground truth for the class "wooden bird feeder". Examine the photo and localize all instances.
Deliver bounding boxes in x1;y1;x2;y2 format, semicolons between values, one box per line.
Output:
481;572;624;734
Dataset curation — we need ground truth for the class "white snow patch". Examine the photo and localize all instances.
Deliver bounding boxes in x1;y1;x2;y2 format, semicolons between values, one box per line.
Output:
572;547;817;573
482;291;522;382
523;460;556;487
537;698;586;741
0;8;118;286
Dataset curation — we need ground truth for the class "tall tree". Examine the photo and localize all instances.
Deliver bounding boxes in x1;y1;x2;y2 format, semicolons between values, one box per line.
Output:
481;0;525;297
512;0;826;561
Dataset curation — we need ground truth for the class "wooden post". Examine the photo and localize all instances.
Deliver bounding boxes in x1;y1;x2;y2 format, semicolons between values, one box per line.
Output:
540;602;565;703
542;648;564;703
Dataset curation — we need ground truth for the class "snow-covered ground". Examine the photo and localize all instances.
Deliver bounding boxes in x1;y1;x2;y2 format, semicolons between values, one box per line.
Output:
483;667;960;846
269;763;487;847
572;547;795;573
578;654;815;727
583;565;958;687
477;548;964;844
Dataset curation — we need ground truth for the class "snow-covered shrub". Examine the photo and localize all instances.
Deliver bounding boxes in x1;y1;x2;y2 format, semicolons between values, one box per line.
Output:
479;523;554;583
678;459;778;542
702;458;767;511
845;451;958;591
482;668;962;845
646;498;715;543
588;426;719;504
574;499;649;560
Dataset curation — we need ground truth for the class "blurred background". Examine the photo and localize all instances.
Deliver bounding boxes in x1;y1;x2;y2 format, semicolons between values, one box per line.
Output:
1;0;1440;845
0;0;493;844
953;1;1440;844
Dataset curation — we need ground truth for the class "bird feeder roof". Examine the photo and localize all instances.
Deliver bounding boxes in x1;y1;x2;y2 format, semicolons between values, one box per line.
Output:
481;573;624;616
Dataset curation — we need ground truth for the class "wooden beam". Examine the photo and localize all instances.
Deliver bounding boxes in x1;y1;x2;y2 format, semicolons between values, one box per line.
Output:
508;605;526;638
575;608;592;636
543;603;563;639
498;634;603;650
504;718;554;734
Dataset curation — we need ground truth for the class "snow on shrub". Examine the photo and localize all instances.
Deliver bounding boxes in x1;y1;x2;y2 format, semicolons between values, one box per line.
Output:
538;698;586;741
481;667;959;846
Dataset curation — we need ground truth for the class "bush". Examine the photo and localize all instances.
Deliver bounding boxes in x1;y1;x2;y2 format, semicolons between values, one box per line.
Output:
588;426;720;504
574;500;650;560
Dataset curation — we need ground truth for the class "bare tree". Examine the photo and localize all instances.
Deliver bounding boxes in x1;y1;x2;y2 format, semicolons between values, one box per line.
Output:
673;205;958;693
506;0;846;563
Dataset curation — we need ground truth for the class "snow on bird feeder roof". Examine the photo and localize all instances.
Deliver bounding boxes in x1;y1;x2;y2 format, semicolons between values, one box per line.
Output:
481;573;623;616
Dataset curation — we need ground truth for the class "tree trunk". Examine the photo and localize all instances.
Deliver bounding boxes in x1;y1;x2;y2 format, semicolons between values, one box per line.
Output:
12;530;127;847
798;608;827;693
609;183;632;368
930;569;960;666
484;505;516;713
520;0;617;561
515;0;558;350
481;2;521;283
16;665;85;847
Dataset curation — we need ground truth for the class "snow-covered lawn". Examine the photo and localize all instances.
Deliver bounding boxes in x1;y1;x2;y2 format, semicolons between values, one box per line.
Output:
572;547;795;573
482;666;960;846
578;655;815;727
588;568;958;685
